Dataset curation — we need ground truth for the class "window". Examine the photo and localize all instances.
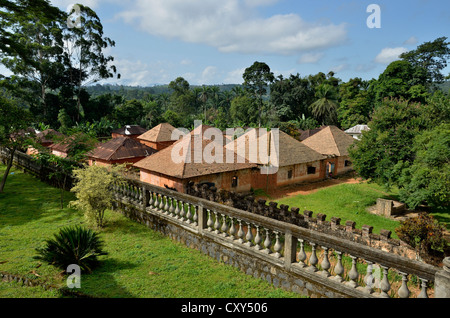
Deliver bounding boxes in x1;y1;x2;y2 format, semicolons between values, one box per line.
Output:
345;160;352;167
288;170;293;179
231;176;238;188
307;166;316;175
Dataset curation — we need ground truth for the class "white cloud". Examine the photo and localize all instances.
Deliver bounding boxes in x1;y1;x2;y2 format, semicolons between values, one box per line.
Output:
201;66;219;85
117;0;348;56
298;52;324;64
110;59;173;86
375;47;408;64
403;36;418;46
329;63;349;74
224;67;246;84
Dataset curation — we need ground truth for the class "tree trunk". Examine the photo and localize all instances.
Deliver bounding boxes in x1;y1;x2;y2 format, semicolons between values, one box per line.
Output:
0;147;16;193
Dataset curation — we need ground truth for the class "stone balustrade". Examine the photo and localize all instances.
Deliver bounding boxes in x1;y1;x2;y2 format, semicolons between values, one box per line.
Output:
112;177;448;298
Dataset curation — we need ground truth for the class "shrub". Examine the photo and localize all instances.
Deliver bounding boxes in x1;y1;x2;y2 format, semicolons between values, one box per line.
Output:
34;226;107;273
70;164;124;228
395;213;448;257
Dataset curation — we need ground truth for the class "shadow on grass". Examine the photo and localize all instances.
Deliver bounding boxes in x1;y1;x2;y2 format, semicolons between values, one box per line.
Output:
75;258;137;298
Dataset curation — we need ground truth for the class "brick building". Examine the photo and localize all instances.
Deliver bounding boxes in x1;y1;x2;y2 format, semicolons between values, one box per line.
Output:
87;136;156;168
301;125;355;178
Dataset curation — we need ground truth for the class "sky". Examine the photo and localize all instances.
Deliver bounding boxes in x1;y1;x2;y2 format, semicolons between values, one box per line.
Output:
42;0;450;87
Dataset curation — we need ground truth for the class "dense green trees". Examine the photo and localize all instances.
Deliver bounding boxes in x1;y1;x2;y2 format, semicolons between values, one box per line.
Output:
1;4;449;212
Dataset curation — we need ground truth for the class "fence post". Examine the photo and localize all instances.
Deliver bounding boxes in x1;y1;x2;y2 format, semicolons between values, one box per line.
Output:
435;257;450;298
284;231;297;270
197;205;207;234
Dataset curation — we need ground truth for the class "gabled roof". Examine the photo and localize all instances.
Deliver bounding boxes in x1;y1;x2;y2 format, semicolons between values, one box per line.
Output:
134;125;256;179
302;125;355;157
87;136;156;161
112;125;147;136
137;123;177;143
227;128;326;167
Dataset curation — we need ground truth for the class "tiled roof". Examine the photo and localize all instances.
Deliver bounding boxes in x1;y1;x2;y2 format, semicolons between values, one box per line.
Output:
137;123;177;143
134;125;257;179
87;136;156;161
227;129;326;167
302;125;355;157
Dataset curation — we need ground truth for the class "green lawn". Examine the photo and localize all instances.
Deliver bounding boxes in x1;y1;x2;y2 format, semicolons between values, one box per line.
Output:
0;165;302;298
275;181;402;237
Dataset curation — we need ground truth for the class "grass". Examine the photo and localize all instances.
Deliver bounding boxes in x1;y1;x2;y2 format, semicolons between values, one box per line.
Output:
0;165;303;298
275;181;401;237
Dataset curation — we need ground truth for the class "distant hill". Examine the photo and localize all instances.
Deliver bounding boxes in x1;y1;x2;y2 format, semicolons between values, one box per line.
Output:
85;83;242;100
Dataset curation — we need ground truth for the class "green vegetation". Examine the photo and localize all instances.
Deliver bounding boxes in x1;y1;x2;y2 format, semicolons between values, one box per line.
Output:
34;225;108;273
0;165;302;298
275;181;401;237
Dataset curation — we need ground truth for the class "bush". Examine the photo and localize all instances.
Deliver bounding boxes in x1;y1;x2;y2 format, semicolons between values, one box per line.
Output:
395;213;448;258
34;226;107;273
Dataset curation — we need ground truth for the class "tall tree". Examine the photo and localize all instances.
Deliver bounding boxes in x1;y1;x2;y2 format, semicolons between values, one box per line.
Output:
270;74;315;122
0;0;65;122
309;83;339;125
62;4;119;121
0;96;33;192
0;0;61;67
400;37;450;85
243;61;274;127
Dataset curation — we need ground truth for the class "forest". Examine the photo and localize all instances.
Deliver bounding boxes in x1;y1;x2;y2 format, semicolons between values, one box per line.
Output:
0;0;449;210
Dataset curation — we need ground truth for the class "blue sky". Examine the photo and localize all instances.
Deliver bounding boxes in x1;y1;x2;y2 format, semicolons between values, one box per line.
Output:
49;0;450;86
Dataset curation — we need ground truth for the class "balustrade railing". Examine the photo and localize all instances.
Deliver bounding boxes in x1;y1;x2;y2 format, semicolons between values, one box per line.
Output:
112;177;440;299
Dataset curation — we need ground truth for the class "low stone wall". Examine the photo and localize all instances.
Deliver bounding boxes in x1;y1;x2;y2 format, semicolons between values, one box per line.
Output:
187;183;419;261
114;198;362;298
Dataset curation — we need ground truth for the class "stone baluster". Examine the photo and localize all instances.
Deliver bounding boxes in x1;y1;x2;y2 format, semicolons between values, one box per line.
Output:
320;246;331;277
174;199;181;218
163;195;170;214
398;272;410;298
213;211;220;234
307;243;318;272
179;201;186;220
138;187;143;204
148;191;155;208
244;223;253;247
229;217;236;239
333;251;344;282
298;239;307;268
380;266;391;298
254;226;262;250
220;214;228;237
418;278;428;298
169;197;175;215
185;203;192;224
347;256;359;288
273;232;282;258
206;209;214;231
263;228;271;254
364;261;374;294
193;205;198;225
237;220;245;243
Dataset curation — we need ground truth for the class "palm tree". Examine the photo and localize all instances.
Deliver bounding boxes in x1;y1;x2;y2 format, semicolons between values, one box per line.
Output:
310;83;339;125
